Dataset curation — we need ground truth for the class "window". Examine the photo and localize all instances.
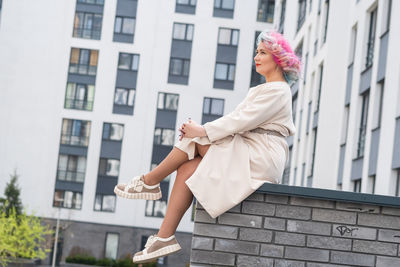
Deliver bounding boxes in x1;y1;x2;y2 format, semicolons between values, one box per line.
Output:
365;8;377;69
169;58;190;76
357;91;369;158
94;194;116;212
177;0;196;6
372;80;384;129
340;106;350;145
353;179;362;193
118;53;139;71
215;63;235;81
77;0;104;4
173;23;194;41
322;0;329;43
157;93;179;111
145;164;171;217
103;123;124;141
309;128;317;177
61;119;91;146
73;12;102;40
348;25;357;65
368;175;375;194
98;158;120;176
57;155;86;183
214;0;234;10
218;28;239;46
69;48;98;75
154;128;175;146
53;190;82;209
114;16;135;35
65;83;95;111
381;0;392;34
396;169;400;197
203;98;224;116
114;88;135;106
315;64;323;112
257;0;275;23
278;0;286;34
297;0;307;31
105;233;119;259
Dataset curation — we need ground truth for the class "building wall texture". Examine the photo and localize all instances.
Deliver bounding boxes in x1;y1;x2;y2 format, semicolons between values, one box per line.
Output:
190;189;400;266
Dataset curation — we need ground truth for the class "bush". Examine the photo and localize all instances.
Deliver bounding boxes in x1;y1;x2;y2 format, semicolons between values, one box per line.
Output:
65;254;97;265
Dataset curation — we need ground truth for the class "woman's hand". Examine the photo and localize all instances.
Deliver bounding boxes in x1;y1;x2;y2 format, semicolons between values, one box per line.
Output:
179;118;207;141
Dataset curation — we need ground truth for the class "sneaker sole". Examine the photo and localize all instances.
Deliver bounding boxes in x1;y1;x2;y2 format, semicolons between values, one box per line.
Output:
113;186;162;200
132;244;181;263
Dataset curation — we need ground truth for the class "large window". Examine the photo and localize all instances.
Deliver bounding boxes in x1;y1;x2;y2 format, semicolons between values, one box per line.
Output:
315;64;323;112
203;98;224;116
173;23;194;41
114;88;135;107
215;63;235;81
118;53;139;71
56;155;87;182
114;16;135;35
77;0;104;4
365;7;377;69
69;48;98;75
357;91;369;158
73;12;102;40
145;165;171;217
98;158;120;176
154;128;175;146
297;0;307;31
104;233;119;260
94;194;116;212
353;179;361;193
157;93;179;111
278;0;286;34
381;0;392;34
218;28;239;46
176;0;196;6
214;0;234;11
257;0;275;23
372;80;384;129
322;0;329;43
65;83;95;111
61;119;91;146
53;190;82;209
103;123;124;141
169;58;190;77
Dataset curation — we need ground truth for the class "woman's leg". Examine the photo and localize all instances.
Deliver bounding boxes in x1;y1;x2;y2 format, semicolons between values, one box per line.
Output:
156;156;201;238
144;143;210;186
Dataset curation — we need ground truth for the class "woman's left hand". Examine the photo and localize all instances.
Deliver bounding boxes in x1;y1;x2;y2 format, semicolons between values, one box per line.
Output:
179;119;207;141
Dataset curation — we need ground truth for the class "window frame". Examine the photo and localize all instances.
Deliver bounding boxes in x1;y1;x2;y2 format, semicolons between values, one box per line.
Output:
69;48;98;76
73;11;103;40
214;62;236;81
214;0;235;11
65;83;95;111
94;194;116;212
203;97;225;116
114;88;136;107
104;233;119;260
102;123;124;141
114;16;136;35
157;92;179;111
217;28;239;46
53;190;83;210
118;53;140;71
56;154;87;183
169;57;190;77
172;23;194;41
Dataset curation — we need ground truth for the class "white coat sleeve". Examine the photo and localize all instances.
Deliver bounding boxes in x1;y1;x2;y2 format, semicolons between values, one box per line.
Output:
203;88;286;142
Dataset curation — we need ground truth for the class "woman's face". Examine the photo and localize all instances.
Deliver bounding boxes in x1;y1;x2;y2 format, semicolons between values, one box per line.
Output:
254;42;279;78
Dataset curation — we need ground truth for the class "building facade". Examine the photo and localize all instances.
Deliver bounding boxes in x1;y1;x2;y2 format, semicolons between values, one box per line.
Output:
0;0;276;265
277;0;400;196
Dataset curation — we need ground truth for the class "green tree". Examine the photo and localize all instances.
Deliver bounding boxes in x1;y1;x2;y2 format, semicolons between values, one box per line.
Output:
0;169;23;216
0;207;53;267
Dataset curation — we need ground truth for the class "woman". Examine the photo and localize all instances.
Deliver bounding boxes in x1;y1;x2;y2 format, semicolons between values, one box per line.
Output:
114;29;301;263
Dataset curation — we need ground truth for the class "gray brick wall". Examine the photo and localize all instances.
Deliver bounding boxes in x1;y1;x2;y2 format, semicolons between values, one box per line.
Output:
190;193;400;266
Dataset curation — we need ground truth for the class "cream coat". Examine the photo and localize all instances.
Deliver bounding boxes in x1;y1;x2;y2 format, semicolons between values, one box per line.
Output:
174;81;296;218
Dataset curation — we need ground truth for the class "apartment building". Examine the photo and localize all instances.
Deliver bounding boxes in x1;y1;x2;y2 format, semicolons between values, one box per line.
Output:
277;0;400;196
0;0;276;265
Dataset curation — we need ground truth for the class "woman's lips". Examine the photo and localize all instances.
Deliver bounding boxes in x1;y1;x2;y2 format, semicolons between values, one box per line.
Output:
256;64;261;67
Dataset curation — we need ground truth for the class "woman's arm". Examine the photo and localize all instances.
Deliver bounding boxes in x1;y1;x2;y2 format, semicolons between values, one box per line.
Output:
202;88;286;142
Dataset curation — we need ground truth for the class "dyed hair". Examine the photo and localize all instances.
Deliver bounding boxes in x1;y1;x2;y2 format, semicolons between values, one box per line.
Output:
256;30;302;86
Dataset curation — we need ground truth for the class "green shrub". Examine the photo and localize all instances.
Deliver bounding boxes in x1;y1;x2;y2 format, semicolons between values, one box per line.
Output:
66;254;97;265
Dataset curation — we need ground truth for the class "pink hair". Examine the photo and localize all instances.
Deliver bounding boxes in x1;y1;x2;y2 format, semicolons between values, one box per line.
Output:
257;30;302;85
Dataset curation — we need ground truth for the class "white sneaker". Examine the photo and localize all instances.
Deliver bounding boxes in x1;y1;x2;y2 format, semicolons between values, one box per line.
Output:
132;234;181;263
114;175;162;200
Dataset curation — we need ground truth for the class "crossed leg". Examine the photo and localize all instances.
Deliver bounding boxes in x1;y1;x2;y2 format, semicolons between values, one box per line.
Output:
141;142;210;238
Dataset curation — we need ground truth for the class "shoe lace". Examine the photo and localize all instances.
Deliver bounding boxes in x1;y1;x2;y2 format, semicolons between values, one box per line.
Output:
144;235;156;248
128;176;144;191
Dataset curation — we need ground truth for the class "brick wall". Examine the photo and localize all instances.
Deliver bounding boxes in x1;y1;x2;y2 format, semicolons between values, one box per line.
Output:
190;187;400;267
